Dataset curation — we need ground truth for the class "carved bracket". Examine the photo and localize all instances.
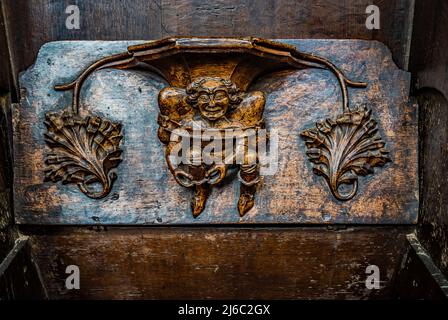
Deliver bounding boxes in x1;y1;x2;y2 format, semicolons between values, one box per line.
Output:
45;37;388;215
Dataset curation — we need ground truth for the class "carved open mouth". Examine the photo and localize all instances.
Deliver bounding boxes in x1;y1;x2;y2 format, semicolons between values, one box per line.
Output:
203;109;224;120
204;106;223;113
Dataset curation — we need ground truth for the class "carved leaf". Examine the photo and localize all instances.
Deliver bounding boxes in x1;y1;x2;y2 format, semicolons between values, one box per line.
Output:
300;105;391;200
43;110;123;198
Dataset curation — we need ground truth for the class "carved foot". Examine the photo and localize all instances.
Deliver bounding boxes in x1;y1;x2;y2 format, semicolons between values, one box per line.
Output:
238;184;257;217
191;185;209;218
237;164;259;216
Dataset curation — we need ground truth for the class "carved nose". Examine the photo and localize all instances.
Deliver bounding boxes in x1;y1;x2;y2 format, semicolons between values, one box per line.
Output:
208;99;215;107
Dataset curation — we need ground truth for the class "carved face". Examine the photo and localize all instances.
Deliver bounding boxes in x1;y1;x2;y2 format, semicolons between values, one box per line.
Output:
197;82;230;121
186;77;241;121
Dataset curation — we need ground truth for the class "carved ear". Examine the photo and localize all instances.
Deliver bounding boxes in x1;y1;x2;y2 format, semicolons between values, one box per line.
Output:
158;87;192;120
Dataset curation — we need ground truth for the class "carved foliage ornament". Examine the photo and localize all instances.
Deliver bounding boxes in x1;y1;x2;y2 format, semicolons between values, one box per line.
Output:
44;110;123;198
301;105;390;200
44;37;390;216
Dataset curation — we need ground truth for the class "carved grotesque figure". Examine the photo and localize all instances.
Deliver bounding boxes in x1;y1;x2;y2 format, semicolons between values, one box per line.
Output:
157;76;266;217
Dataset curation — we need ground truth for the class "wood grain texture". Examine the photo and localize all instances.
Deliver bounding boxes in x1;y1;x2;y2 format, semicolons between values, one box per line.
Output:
409;0;448;99
394;234;448;299
14;40;418;225
0;0;16;261
0;1;15;96
0;94;14;261
1;0;414;82
408;0;448;279
416;89;448;278
24;226;412;299
0;237;47;300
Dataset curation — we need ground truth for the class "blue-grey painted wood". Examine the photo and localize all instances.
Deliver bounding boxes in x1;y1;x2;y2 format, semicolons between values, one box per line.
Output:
13;40;418;224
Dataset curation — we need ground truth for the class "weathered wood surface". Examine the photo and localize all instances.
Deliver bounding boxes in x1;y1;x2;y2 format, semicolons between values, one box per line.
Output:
409;0;448;100
409;0;448;280
416;90;448;278
0;237;48;300
24;226;412;299
394;234;448;299
1;0;414;97
0;2;15;97
0;95;14;261
14;39;418;225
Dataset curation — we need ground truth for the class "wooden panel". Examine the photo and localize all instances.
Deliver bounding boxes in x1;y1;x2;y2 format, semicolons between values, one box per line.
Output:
0;0;16;262
13;39;418;224
1;0;414;82
408;0;448;279
394;234;448;299
409;0;448;99
0;237;48;300
0;94;14;261
416;90;448;277
24;226;412;299
0;1;15;96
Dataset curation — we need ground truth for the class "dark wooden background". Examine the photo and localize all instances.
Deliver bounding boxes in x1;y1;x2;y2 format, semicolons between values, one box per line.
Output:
1;0;447;299
1;0;415;101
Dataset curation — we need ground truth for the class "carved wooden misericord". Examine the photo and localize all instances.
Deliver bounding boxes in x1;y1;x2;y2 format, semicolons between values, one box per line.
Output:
44;37;390;217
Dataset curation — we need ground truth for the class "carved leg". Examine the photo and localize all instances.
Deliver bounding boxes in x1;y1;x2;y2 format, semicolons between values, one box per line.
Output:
191;184;209;218
237;164;259;217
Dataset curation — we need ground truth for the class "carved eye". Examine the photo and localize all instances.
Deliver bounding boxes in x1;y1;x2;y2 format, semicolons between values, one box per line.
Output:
198;94;210;103
214;91;227;101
